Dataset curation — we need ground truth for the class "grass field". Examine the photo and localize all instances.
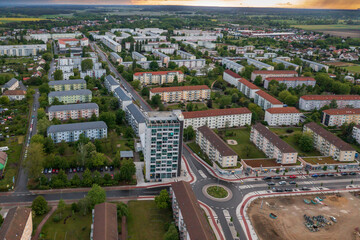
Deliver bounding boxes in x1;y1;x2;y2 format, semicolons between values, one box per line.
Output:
220;128;267;159
207;186;228;198
127;200;173;240
40;206;92;240
291;24;360;38
344;65;360;74
0;17;47;23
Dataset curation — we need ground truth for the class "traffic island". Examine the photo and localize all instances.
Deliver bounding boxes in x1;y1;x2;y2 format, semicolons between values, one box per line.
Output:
202;184;233;202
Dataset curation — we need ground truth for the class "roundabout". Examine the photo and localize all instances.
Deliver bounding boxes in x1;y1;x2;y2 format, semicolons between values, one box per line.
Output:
202;184;233;202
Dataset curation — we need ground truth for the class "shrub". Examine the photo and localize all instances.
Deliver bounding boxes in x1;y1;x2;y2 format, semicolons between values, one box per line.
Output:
52;214;61;223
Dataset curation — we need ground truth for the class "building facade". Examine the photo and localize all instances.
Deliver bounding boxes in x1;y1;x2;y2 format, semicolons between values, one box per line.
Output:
223;69;242;87
133;71;184;85
250;70;298;82
221;58;245;73
237;78;260;99
104;75;120;93
250;123;298;164
47;121;108;143
48;89;92;104
149;85;211;103
2;90;26;101
0;44;47;56
125;103;146;136
101;36;121;52
47;103;99;121
48;79;87;91
263;77;316;89
352;125;360;145
254;90;283;110
321;108;360;127
299;95;360;111
113;87;132;110
265;107;301;126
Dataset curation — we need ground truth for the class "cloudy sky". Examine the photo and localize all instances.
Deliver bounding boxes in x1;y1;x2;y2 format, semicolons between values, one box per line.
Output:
2;0;360;9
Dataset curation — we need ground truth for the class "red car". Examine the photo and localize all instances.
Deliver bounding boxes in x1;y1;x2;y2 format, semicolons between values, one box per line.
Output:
289;175;297;179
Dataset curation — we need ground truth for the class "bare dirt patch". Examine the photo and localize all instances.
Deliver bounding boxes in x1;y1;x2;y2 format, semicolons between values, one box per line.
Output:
226;139;238;145
248;192;360;240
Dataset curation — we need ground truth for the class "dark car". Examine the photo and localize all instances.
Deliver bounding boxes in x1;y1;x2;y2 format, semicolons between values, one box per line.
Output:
77;167;80;172
319;174;326;177
44;168;48;174
55;169;59;174
263;176;272;180
275;188;284;192
285;188;293;192
349;172;357;175
80;167;84;172
341;172;348;176
273;176;281;180
100;167;104;172
267;182;275;185
301;187;310;191
327;173;334;177
289;181;296;185
109;166;114;171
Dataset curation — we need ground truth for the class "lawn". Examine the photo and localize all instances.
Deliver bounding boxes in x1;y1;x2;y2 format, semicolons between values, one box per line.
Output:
127;200;173;240
207;186;228;198
32;212;47;236
40;205;92;240
220;128;267;159
291;24;360;31
166;102;208;111
0;17;47;23
187;142;212;165
344;65;360;74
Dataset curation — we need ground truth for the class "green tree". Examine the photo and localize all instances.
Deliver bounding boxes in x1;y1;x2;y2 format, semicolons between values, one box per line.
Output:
87;184;106;208
43;137;55;154
30;134;45;144
24;143;45;179
329;99;338;108
37;108;46;120
91;151;106;168
37;118;51;136
82;169;93;187
99;112;116;129
155;189;170;209
42;52;53;62
150;61;159;71
81;59;94;71
115;109;125;125
32;196;49;216
184;126;195;141
141;87;150;97
253;76;262;86
130;80;141;90
164;224;179;240
117;202;129;220
57;199;66;219
151;95;162;108
53;69;63;80
0;96;10;105
120;159;136;182
298;133;314;152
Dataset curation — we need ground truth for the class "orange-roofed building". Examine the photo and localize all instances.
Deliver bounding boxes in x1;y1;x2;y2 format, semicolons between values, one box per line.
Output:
133;71;184;85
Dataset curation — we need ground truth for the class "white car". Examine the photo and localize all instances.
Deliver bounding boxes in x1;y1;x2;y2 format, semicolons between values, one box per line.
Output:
279;181;287;185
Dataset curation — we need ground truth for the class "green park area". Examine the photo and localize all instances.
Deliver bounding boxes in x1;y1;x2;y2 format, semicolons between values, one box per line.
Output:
207;186;228;198
291;24;360;31
127;201;173;240
344;65;360;74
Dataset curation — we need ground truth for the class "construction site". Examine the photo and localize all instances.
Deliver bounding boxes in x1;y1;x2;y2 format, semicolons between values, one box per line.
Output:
247;192;360;240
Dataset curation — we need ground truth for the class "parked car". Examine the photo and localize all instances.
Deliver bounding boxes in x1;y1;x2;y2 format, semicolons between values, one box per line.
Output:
330;216;337;223
301;187;310;190
341;172;348;176
279;181;287;185
80;167;84;172
55;169;59;174
48;168;52;174
289;175;297;179
267;182;275;186
311;174;319;178
285;188;293;192
273;176;281;180
109;166;114;171
349;172;357;175
73;168;77;173
69;168;72;173
52;169;56;173
44;168;48;174
289;181;296;185
319;174;326;177
262;176;272;180
327;173;334;177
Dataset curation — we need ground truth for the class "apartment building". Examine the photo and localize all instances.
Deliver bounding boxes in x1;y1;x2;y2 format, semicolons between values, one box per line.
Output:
109;52;123;64
264;77;316;89
125;103;146;136
299;95;360;111
272;58;300;71
237;78;260;99
48;79;87;91
29;32;82;42
352;125;360;145
48;89;92;105
121;60;163;70
143;111;183;180
153;47;176;55
265;107;301;126
254;90;283;110
104;75;120;93
223;69;242;87
0;44;47;56
132;51;147;62
150;85;210;103
91;203;118;240
183;108;252;130
152;50;170;65
246;58;274;70
113;86;132;110
244;53;257;58
171;181;216;240
177;50;196;60
133;71;184;85
250;70;298;82
222;58;245;73
142;42;178;52
197;125;238;167
304;122;356;162
2;90;26;101
47;121;108;143
301;58;329;72
47;103;99;121
0;207;32;240
170;59;205;70
321;108;360;127
250;123;298;164
264;53;277;58
101;36;121;52
2;78;19;91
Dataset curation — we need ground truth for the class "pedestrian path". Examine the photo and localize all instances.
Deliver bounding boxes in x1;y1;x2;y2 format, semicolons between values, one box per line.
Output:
32;206;57;240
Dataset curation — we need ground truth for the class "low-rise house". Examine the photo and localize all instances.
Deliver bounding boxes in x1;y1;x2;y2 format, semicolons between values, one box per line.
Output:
133;71;184;85
265;107;301;126
321;108;360;127
149;85;210;103
47;103;99;121
250;123;298;164
299;95;360;111
125;103;146;136
183;108;252;130
48;89;92;104
2;90;26;101
197;125;238;167
304;122;356;162
0;207;32;240
104;75;120;93
91;202;118;240
171;181;216;240
2;78;19;92
254;90;283;110
250;70;298;82
49;79;87;91
263;77;316;89
47;121;108;143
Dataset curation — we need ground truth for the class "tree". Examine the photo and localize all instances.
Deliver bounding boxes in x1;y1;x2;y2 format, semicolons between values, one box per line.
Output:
42;52;53;62
53;69;63;80
44;63;50;73
37;118;51;136
78;197;91;216
57;199;66;219
141;87;150;97
82;169;93;187
284;95;298;106
298;133;314;152
32;196;49;216
253;76;262;86
81;59;94;71
155;189;170;209
151;95;162;108
91;151;106;168
164;224;179;240
99;112;116;129
120;159;136;182
329;99;338;108
30;134;44;144
37;108;46;120
87;184;106;208
43;137;55;154
0;96;10;105
130;80;141;90
150;61;159;71
117;202;129;219
24;143;45;179
184;126;195;141
115;109;125;125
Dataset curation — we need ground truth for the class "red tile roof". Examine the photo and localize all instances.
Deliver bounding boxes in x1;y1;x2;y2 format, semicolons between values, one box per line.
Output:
300;95;360;101
134;71;183;76
150;85;210;93
323;108;360;115
256;90;283;105
58;38;80;44
266;107;300;114
3;90;26;96
265;77;316;82
238;78;260;90
183;107;251;119
224;69;241;79
253;70;298;75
